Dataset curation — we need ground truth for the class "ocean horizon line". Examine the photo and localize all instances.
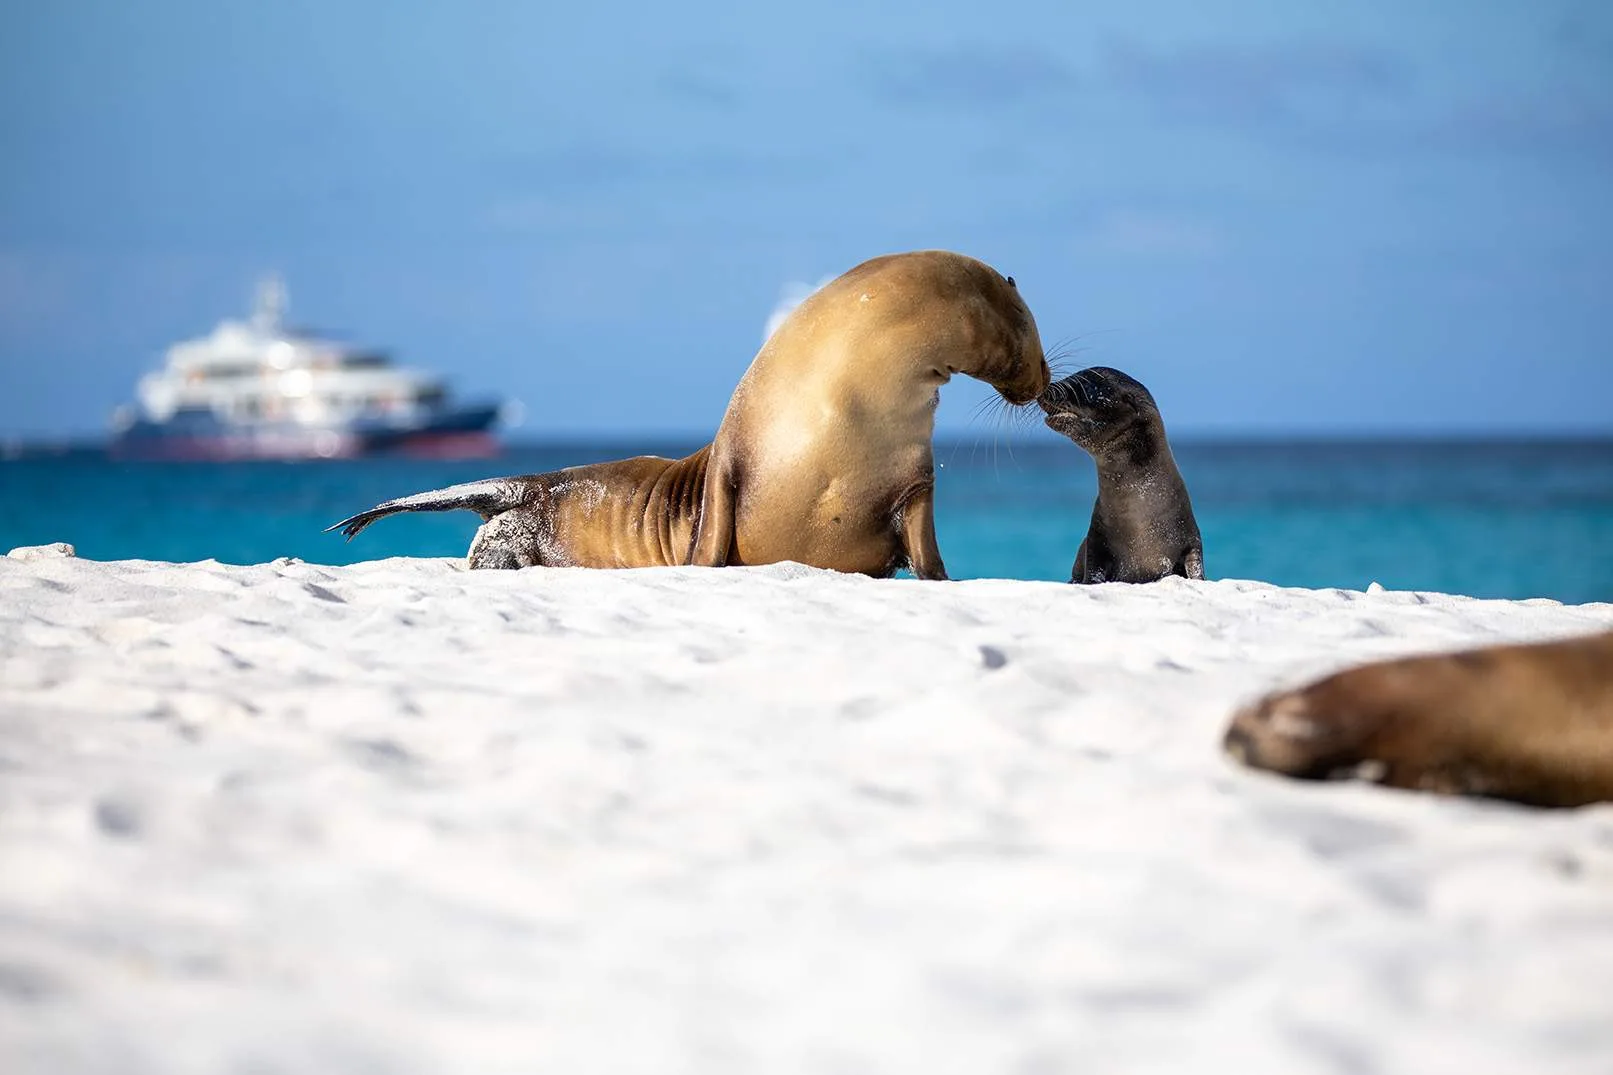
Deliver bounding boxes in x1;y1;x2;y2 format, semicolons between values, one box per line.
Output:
5;429;1613;461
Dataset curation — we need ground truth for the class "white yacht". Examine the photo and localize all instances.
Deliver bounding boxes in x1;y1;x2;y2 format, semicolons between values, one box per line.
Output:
110;276;506;460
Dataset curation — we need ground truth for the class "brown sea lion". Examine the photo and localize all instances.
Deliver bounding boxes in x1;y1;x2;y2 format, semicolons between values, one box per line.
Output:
1037;366;1203;584
329;250;1050;576
1224;629;1613;808
326;450;710;568
687;250;1049;579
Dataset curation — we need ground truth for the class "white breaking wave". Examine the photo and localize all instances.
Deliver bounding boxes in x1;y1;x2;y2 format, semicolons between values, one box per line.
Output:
762;275;835;343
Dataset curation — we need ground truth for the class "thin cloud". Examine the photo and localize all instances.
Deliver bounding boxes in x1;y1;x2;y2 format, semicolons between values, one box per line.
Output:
493;144;812;194
1078;209;1227;259
1422;91;1613;161
862;44;1078;108
1554;3;1613;66
492;146;650;190
657;70;741;109
1099;34;1611;164
0;251;74;337
1101;37;1412;127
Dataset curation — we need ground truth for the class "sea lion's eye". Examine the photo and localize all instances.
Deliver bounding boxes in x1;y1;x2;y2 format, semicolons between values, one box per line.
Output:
1006;275;1017;288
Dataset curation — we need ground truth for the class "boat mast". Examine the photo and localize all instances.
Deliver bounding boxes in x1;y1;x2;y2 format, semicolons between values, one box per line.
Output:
252;274;287;334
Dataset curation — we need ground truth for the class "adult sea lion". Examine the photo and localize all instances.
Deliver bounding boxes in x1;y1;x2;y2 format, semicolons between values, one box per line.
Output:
1037;366;1203;583
1224;630;1613;808
327;450;710;569
687;250;1050;579
329;250;1050;576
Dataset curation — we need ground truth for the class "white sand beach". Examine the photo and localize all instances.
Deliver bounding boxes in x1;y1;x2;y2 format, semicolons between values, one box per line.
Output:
3;545;1612;1074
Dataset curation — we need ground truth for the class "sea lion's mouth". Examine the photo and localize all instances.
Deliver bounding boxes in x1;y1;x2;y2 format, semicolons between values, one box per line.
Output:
999;359;1054;407
1038;376;1102;439
1043;411;1083;436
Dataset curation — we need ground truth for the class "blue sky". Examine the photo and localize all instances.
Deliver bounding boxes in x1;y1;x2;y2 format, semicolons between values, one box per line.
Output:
2;0;1610;439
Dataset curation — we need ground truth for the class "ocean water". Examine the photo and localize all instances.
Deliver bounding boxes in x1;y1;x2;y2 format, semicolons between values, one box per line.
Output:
3;438;1611;604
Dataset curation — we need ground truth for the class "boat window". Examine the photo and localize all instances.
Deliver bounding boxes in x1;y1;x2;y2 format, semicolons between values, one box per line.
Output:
185;362;261;379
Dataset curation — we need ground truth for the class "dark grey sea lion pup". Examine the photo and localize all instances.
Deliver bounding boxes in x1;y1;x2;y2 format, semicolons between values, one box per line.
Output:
1038;366;1204;584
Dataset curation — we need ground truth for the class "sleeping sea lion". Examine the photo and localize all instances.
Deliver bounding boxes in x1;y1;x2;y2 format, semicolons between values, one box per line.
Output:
1224;630;1613;808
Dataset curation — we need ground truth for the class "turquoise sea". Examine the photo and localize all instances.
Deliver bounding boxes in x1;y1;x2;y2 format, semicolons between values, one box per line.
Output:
2;438;1611;604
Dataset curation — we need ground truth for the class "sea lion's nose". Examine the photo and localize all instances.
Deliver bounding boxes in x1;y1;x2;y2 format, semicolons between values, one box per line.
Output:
1037;377;1076;413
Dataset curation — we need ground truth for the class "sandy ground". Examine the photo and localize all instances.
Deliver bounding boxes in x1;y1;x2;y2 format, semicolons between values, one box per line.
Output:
2;545;1612;1074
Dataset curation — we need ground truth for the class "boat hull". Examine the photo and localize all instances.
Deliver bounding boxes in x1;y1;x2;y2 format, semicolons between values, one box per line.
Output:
109;404;503;461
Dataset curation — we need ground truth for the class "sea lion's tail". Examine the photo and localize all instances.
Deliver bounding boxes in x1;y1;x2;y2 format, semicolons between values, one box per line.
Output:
325;479;531;541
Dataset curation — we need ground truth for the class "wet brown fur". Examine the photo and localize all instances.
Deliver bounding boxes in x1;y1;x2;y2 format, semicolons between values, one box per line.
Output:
328;448;710;569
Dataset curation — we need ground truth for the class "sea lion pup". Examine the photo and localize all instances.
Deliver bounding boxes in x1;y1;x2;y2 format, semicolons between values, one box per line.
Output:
687;249;1050;579
1037;366;1203;583
1224;630;1613;808
326;448;711;569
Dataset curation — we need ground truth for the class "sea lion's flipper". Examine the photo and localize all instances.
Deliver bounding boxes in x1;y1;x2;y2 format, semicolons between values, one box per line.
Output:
1183;546;1205;580
687;451;737;567
1069;540;1089;584
896;480;947;581
325;478;531;541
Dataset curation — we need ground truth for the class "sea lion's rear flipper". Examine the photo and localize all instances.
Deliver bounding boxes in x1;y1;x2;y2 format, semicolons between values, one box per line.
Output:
687;452;737;567
325;478;531;541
